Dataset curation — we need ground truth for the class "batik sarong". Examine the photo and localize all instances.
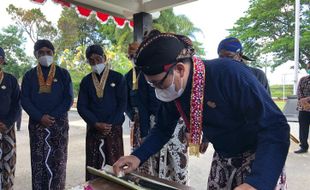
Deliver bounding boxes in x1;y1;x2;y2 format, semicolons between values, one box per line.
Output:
85;125;124;181
0;125;16;190
207;151;287;190
131;116;189;185
29;116;69;190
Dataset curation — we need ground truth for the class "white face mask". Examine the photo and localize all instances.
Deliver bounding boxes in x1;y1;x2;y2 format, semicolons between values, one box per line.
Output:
92;63;105;74
155;72;184;102
39;55;53;67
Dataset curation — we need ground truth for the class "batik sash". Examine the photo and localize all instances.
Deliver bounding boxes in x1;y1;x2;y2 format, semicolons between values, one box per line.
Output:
37;63;56;93
0;69;4;85
175;56;205;156
92;63;110;98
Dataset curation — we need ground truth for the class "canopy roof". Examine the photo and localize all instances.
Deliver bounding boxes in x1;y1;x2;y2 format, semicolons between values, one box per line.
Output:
31;0;197;28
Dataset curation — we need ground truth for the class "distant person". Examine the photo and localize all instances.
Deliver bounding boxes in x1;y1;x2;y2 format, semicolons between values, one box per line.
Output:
218;37;271;96
21;40;73;190
77;45;126;181
0;47;20;189
125;42;189;184
294;62;310;154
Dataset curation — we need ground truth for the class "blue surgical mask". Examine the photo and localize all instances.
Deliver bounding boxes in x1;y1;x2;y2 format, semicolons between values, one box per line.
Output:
39;55;53;67
307;69;310;75
155;72;184;102
92;63;105;74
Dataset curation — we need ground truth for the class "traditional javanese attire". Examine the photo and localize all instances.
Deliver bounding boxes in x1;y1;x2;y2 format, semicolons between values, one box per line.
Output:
125;68;188;184
296;75;310;151
0;69;20;190
21;63;73;190
132;31;290;190
77;66;127;181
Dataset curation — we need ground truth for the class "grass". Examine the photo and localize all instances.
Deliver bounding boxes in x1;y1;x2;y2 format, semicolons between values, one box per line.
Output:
270;85;293;99
274;100;286;111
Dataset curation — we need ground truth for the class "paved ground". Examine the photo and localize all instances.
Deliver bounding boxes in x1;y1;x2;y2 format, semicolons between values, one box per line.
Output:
14;110;310;190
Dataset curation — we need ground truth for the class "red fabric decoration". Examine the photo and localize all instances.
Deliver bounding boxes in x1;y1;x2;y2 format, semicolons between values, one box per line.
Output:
77;6;92;17
113;17;126;27
31;0;46;3
96;12;109;23
130;21;134;28
29;0;133;28
53;0;70;7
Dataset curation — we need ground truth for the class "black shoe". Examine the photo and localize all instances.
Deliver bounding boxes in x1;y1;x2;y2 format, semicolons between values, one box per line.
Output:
294;148;308;154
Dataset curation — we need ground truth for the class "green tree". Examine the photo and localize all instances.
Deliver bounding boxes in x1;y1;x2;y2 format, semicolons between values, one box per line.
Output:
0;25;33;80
6;4;57;43
153;9;205;56
57;8;205;73
229;0;310;70
57;9;105;51
56;8;133;75
56;7;205;95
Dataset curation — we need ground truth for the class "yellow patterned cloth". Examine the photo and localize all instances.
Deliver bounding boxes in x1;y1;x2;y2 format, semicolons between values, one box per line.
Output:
0;69;4;85
91;63;110;98
37;63;56;93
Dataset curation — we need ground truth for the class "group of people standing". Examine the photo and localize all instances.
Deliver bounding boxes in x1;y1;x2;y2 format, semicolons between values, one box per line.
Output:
0;30;309;190
0;37;191;190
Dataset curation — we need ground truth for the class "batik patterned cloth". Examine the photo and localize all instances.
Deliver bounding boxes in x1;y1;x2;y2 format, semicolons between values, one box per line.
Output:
208;151;287;190
0;125;16;190
131;116;189;185
29;116;69;190
85;125;124;181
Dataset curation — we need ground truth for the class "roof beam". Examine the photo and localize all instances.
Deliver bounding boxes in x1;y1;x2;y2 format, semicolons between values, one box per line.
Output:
143;0;197;13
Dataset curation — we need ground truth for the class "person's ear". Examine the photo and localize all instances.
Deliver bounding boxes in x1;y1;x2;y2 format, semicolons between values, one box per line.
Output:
175;63;185;78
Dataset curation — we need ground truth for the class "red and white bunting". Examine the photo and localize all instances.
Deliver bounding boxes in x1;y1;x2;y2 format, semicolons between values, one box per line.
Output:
30;0;134;29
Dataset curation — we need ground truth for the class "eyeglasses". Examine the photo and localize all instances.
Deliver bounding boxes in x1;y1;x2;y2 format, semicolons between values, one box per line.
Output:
147;64;176;88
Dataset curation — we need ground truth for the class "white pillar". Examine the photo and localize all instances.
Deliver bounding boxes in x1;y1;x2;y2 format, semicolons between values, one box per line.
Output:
293;0;300;95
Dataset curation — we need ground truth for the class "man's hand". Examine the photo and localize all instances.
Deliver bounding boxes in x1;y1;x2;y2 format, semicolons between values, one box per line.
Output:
300;97;310;110
113;155;141;176
40;115;55;127
95;123;112;135
0;122;7;133
234;183;256;190
199;141;209;154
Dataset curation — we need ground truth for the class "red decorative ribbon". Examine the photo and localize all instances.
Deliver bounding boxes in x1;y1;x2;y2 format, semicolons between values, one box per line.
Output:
175;57;206;156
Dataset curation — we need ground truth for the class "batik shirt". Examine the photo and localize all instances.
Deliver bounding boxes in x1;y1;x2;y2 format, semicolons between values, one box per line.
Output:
297;75;310;112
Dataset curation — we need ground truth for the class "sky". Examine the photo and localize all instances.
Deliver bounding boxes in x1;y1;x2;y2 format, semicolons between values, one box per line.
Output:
0;0;307;85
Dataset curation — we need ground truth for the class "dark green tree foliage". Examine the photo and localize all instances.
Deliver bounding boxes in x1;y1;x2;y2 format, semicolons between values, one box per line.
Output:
229;0;310;70
0;25;33;80
6;4;57;43
57;9;105;51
